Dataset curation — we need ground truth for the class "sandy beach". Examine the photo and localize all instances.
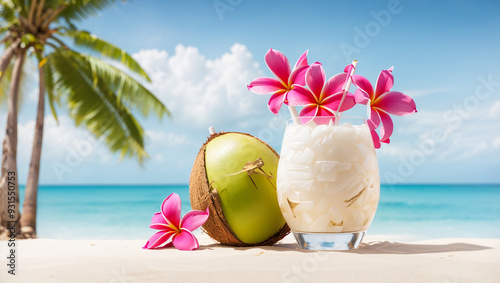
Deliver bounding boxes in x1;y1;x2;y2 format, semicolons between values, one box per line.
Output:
1;234;499;283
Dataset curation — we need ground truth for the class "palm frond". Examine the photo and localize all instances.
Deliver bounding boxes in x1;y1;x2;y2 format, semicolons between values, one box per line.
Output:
62;29;151;81
58;0;117;23
10;0;28;17
49;48;148;161
0;26;13;36
42;0;64;10
0;52;32;110
0;0;18;23
75;51;169;120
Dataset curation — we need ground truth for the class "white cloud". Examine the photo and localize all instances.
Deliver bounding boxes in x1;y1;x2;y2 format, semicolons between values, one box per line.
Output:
472;141;488;155
16;115;110;163
152;153;164;163
379;108;500;163
0;112;199;182
132;43;265;129
145;130;189;147
131;49;169;75
0;43;273;183
488;100;500;119
15;117;193;165
377;143;406;157
493;136;500;149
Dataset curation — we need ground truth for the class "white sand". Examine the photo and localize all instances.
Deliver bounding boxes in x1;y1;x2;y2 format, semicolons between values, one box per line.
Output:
1;234;499;282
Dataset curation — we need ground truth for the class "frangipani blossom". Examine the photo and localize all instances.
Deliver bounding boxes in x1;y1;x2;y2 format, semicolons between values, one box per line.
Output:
287;62;356;124
143;193;209;251
367;120;381;149
247;48;309;114
352;67;417;147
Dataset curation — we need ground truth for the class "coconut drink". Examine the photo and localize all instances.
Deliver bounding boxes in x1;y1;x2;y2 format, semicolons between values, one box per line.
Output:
189;128;290;246
277;119;380;235
247;49;417;250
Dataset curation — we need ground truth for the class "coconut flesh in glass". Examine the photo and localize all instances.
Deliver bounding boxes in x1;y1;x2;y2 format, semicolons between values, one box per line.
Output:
277;121;380;233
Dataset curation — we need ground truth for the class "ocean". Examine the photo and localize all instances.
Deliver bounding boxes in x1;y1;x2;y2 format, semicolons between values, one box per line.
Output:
17;184;500;241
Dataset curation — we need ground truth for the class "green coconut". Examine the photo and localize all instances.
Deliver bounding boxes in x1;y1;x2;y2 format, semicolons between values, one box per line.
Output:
189;130;290;246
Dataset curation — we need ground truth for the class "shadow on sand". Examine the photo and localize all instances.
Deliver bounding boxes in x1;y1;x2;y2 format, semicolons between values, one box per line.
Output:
346;241;492;254
197;241;493;255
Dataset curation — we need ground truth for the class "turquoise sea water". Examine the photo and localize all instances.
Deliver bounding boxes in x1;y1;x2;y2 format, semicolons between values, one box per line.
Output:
18;184;500;241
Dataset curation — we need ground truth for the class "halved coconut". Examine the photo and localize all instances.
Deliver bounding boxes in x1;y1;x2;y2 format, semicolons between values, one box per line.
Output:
189;131;290;246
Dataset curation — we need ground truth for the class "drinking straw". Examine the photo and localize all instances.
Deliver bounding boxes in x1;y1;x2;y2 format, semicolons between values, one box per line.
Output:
288;105;301;125
209;126;216;135
335;60;358;125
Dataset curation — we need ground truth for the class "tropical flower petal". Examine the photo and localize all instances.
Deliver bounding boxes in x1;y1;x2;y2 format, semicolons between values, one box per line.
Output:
299;104;319;124
377;110;394;143
352;74;374;100
180;207;210;231
305;63;325;100
294;50;309;69
367;120;381;149
374;69;394;99
143;230;176;249
353;89;370;105
286;85;316;106
268;90;286;115
288;65;309;86
313;107;337;125
322;73;348;98
344;63;354;74
265;48;291;85
172;228;199;251
247;78;284;94
369;108;381;129
322;92;356;112
161;193;182;228
149;212;175;230
317;106;335;116
373;91;417;116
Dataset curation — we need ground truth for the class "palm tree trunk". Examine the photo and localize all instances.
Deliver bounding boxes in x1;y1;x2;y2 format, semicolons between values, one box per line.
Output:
0;40;19;82
0;49;25;238
20;62;45;238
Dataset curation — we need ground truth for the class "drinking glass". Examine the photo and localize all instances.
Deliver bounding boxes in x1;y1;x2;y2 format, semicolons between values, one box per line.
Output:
277;117;380;250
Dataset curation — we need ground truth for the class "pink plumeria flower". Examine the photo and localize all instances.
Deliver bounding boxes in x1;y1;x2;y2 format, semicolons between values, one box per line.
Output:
367;120;381;149
287;62;356;124
352;67;417;147
247;48;309;114
143;193;209;251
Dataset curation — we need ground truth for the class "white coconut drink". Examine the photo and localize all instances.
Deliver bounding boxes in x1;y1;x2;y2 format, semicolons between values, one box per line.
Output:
277;120;380;234
245;48;416;250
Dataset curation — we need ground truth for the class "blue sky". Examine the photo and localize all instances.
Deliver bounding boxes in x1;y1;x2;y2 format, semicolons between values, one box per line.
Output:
4;0;500;184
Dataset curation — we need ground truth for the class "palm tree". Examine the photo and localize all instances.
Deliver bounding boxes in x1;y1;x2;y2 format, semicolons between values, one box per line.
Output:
0;0;170;238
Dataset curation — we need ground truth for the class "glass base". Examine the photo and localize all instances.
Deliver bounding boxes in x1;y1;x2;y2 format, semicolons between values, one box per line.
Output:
293;231;365;250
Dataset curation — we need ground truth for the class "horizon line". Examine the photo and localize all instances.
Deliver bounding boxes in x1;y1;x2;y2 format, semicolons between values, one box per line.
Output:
17;182;500;187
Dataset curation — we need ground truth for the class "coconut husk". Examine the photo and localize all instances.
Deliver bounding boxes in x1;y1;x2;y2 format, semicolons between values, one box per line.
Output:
189;132;290;246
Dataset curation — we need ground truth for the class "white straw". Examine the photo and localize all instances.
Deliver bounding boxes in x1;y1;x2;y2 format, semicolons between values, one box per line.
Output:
288;105;301;125
208;126;216;135
335;60;358;125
